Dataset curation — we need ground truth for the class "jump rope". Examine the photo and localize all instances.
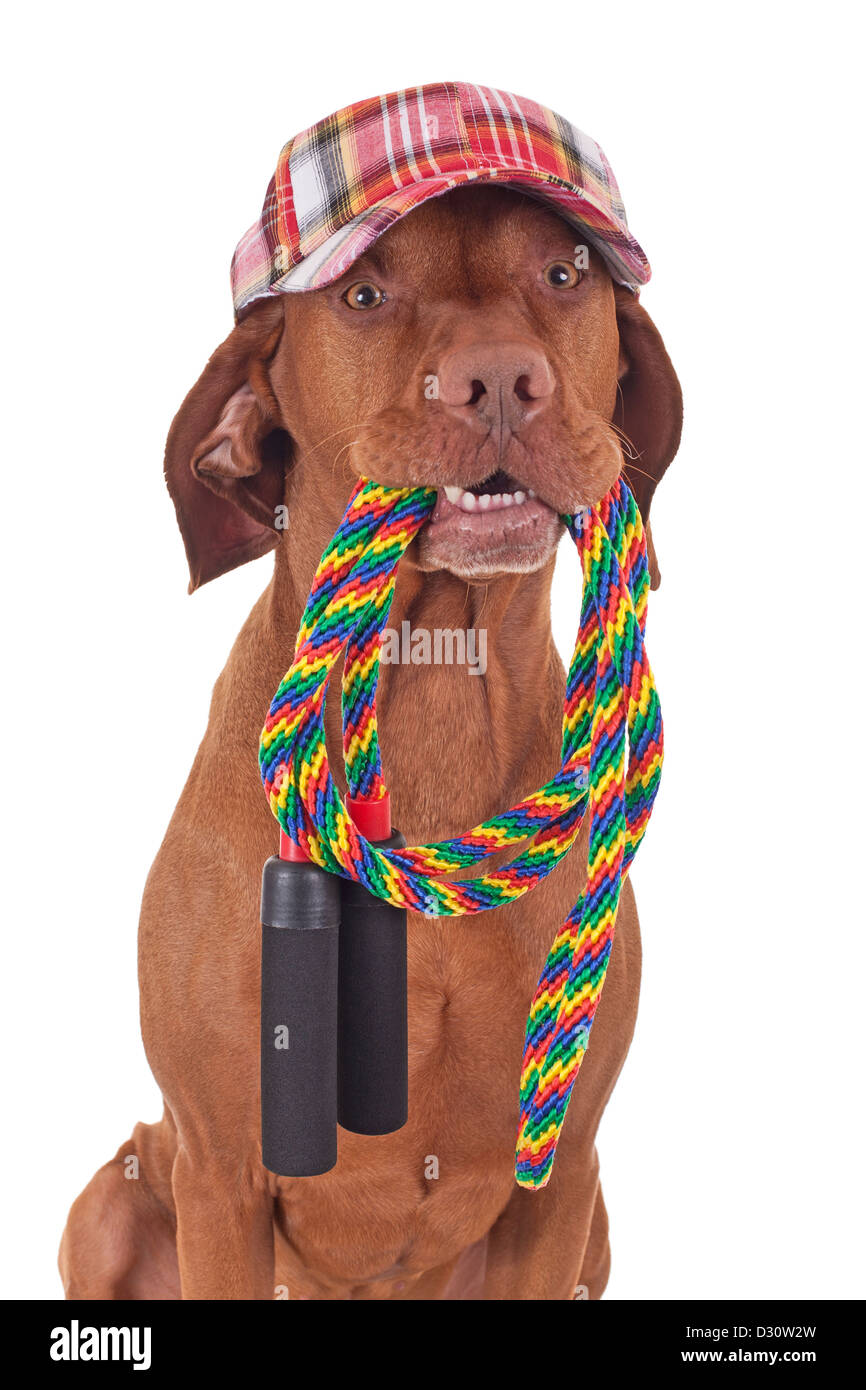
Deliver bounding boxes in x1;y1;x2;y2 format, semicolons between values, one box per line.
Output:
257;473;662;1190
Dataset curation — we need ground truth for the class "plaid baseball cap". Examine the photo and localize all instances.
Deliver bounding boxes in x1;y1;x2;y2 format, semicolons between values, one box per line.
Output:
230;82;650;318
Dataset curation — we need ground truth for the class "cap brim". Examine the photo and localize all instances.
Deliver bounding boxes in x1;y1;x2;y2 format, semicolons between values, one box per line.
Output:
239;168;650;313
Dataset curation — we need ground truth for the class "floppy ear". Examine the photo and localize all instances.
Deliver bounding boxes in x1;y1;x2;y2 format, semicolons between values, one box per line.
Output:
613;287;683;588
165;299;289;592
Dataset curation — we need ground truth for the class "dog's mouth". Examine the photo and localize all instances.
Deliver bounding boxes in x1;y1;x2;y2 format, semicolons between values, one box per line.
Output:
416;469;563;578
432;467;547;518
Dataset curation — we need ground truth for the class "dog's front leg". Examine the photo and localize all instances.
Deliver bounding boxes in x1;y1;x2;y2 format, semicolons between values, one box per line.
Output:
481;1146;603;1300
172;1140;275;1300
141;848;277;1301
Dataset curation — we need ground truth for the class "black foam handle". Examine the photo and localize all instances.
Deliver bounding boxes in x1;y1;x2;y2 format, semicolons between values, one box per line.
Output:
337;829;408;1136
260;855;340;1177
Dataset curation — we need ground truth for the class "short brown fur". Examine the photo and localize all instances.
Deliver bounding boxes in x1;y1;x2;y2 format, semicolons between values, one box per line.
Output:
60;188;681;1300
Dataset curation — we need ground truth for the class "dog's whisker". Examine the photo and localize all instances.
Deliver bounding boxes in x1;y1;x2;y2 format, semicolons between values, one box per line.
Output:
297;420;375;464
331;440;361;473
620;459;658;487
608;418;640;461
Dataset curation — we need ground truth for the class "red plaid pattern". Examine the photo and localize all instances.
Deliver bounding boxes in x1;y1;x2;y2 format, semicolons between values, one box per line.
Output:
230;83;650;315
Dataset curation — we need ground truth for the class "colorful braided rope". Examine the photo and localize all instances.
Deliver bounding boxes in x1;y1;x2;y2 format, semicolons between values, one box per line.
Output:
259;475;662;1188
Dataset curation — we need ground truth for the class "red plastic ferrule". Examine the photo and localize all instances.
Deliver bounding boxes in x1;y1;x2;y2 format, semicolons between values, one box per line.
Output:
279;829;310;862
346;792;392;841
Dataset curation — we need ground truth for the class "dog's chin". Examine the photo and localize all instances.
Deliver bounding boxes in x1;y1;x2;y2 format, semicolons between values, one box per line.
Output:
353;412;623;580
414;473;564;579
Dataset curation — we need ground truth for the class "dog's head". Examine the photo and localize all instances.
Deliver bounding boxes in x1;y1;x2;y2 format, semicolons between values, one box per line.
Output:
166;186;681;591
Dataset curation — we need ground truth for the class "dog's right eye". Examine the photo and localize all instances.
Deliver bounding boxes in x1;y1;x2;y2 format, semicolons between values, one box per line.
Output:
542;260;582;289
344;282;385;310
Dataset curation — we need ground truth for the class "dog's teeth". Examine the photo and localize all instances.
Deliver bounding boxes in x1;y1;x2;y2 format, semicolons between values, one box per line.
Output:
501;493;514;507
490;493;502;506
444;485;463;505
513;491;526;504
478;494;491;510
528;488;536;498
460;491;477;512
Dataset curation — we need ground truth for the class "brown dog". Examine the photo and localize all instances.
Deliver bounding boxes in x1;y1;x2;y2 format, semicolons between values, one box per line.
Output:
60;185;681;1300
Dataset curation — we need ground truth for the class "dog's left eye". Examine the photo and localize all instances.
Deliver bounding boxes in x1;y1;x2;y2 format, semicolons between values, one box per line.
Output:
344;282;385;310
543;261;581;289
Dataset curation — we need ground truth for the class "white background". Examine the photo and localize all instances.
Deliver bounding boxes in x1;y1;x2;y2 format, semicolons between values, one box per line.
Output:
3;1;863;1300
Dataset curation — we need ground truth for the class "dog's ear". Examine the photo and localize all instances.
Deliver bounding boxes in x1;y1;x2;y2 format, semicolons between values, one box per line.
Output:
165;300;289;592
613;287;683;588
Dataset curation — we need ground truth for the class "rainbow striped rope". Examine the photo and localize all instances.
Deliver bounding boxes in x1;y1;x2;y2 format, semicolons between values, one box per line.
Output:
259;475;662;1188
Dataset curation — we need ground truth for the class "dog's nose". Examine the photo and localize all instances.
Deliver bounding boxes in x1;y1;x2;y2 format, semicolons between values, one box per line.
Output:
437;343;555;432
